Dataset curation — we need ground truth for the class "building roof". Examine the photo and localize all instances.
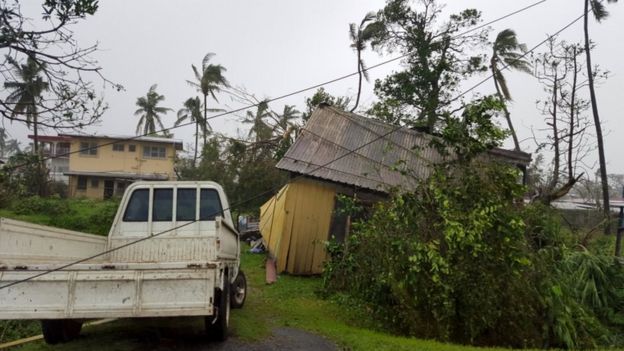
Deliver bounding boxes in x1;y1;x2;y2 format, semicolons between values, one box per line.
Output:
58;133;183;151
27;135;72;142
64;170;169;180
276;105;532;193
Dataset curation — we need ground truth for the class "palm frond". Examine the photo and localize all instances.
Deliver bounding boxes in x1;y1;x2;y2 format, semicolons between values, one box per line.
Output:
202;53;216;71
590;0;609;21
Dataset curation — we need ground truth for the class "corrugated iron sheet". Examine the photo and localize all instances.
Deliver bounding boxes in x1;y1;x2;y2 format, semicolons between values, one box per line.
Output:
276;106;531;192
260;178;335;275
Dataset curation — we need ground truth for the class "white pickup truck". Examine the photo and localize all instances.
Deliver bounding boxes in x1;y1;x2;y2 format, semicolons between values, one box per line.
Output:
0;181;247;344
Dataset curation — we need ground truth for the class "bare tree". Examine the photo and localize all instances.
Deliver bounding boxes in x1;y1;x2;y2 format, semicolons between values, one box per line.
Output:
1;0;119;132
532;40;602;204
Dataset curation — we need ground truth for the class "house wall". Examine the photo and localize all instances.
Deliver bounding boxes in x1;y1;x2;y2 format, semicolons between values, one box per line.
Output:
67;137;176;199
68;175;130;199
68;138;176;178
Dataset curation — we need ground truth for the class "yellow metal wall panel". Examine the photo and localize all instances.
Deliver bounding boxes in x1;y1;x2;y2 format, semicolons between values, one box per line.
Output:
259;178;336;275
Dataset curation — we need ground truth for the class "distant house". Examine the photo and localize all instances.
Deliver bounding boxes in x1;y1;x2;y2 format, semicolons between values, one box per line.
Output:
58;133;183;199
28;135;72;183
260;106;532;275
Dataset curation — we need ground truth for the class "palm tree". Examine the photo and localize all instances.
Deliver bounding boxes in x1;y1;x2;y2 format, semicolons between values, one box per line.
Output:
4;56;49;154
490;29;531;151
244;100;273;143
349;12;377;113
274;105;300;140
176;96;203;166
134;84;172;135
187;53;229;147
584;0;617;235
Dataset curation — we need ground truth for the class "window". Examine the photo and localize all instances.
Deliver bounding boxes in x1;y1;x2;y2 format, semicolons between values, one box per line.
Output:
79;142;98;156
152;189;173;221
112;144;124;152
77;176;87;190
177;188;196;221
128;144;136;152
123;189;149;222
116;182;127;196
143;145;166;159
91;178;99;188
200;189;223;220
57;142;70;158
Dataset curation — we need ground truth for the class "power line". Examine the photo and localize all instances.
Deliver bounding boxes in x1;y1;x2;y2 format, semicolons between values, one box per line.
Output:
0;6;587;291
1;0;547;173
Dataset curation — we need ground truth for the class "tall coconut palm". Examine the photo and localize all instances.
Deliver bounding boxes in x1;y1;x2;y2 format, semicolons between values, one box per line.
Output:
134;84;172;135
584;0;617;235
490;29;531;151
4;56;49;154
349;12;377;113
273;105;300;140
176;96;203;166
244;100;272;144
187;53;229;147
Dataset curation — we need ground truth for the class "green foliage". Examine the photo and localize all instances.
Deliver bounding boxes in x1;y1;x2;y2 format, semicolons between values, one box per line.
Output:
367;0;490;133
3;196;119;236
323;98;624;348
1;153;48;199
301;88;350;121
0;320;40;344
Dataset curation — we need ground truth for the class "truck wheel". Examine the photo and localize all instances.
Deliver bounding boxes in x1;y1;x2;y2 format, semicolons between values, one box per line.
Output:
63;319;83;340
206;273;230;342
230;270;247;309
41;319;82;344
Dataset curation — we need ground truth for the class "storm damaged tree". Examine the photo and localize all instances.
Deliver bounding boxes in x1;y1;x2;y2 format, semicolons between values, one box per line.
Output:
584;0;618;233
348;12;379;113
366;0;489;132
489;29;532;151
1;0;115;131
532;40;602;205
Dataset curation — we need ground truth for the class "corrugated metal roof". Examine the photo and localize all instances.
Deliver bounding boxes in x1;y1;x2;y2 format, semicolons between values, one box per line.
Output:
59;133;183;150
276;106;531;193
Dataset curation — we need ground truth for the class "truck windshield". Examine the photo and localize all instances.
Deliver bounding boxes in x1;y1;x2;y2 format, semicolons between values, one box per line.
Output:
122;187;224;222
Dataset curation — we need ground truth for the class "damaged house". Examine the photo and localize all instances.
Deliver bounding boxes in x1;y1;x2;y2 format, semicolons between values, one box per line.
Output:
260;105;531;275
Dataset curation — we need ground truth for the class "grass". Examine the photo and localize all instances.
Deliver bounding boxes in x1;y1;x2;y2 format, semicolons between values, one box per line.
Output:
6;245;520;351
0;196;119;236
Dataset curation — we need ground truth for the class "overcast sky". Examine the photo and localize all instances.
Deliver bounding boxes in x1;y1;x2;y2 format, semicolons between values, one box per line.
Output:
6;0;623;175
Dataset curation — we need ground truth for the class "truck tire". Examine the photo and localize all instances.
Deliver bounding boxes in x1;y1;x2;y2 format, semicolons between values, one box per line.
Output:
206;272;230;342
41;319;82;344
230;270;247;309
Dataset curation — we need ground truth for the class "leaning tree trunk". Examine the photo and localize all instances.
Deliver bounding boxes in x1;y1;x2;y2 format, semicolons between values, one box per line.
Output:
350;50;363;113
203;94;208;151
193;120;199;168
492;71;521;151
584;0;611;234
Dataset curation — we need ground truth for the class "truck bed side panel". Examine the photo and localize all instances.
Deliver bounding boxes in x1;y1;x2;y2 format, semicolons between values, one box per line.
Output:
0;218;107;265
0;268;215;319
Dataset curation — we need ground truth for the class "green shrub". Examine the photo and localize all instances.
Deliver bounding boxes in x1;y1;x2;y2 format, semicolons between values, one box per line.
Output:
12;196;70;217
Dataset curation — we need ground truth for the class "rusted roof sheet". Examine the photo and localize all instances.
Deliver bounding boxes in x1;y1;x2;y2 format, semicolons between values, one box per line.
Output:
276;105;531;193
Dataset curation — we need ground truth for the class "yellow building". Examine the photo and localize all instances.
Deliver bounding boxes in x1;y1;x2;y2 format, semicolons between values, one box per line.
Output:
60;134;183;199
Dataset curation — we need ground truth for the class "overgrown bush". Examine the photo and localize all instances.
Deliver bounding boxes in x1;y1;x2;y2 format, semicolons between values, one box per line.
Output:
322;97;624;348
